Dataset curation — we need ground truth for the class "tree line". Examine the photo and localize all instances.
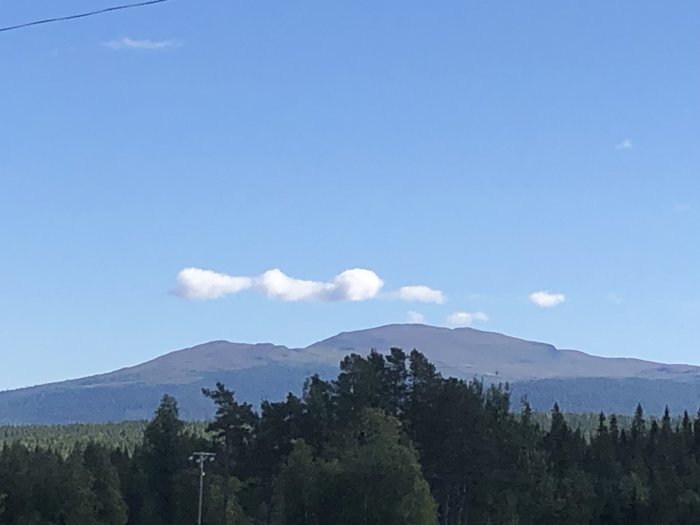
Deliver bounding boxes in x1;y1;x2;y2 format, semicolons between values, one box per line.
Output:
2;348;700;524
0;421;207;456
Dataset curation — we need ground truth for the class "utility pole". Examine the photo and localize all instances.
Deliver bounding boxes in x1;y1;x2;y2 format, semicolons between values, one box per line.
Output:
189;451;216;525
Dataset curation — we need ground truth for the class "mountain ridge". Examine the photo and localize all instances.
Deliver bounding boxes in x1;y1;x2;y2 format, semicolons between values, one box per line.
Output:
2;323;699;423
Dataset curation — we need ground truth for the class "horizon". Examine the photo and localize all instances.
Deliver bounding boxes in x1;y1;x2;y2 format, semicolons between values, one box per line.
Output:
4;321;697;392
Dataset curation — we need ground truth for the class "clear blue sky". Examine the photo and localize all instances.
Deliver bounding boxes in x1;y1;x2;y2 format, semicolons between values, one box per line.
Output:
1;1;698;390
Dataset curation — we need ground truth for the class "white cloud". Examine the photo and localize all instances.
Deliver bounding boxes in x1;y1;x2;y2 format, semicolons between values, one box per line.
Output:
615;139;633;150
330;268;385;301
674;204;691;213
175;267;383;302
104;37;182;51
258;269;329;301
397;285;445;304
407;311;426;324
529;290;566;308
447;311;488;327
259;268;383;302
175;268;253;300
173;267;454;305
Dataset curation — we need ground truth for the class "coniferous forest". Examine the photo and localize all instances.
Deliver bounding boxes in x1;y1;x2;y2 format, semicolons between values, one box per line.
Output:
3;348;700;524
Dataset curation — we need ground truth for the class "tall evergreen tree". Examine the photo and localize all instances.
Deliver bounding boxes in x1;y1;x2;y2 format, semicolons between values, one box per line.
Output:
59;449;99;525
202;383;258;478
139;395;189;525
82;443;128;525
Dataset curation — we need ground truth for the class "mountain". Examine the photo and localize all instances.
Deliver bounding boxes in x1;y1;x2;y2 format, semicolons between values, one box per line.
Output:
307;324;700;381
2;324;700;424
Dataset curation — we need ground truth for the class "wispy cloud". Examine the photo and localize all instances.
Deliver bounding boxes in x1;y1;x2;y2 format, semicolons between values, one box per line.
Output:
529;290;566;308
174;267;443;304
396;285;445;304
674;204;692;213
615;139;633;150
103;37;182;51
407;311;426;324
446;311;488;327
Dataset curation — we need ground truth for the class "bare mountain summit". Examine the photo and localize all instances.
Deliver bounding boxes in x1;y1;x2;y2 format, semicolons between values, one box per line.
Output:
2;324;699;423
307;324;700;381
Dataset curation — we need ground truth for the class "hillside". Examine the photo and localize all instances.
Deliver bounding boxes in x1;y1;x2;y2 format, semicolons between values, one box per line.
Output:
1;324;699;423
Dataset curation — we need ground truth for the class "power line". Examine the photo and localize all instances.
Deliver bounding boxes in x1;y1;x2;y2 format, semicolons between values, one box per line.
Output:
0;0;171;34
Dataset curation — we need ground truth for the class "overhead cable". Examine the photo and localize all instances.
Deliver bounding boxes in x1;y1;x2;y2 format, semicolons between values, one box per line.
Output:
0;0;171;34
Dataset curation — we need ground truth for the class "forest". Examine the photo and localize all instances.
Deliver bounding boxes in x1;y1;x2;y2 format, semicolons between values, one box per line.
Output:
2;348;700;524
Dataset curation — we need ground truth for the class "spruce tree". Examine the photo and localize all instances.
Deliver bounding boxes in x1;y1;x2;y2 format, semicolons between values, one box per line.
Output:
139;395;188;525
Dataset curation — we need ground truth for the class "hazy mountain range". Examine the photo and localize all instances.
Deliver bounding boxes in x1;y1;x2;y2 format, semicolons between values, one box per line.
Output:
2;324;700;424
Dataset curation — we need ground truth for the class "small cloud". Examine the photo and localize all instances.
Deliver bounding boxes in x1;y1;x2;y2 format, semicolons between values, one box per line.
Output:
407;311;426;324
447;311;488;327
258;268;383;302
674;204;691;213
103;37;182;51
615;139;633;150
397;285;445;304
175;268;253;300
529;291;566;308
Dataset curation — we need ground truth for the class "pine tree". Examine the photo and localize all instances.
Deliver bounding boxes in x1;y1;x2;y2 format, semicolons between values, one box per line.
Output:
202;383;258;478
82;443;128;525
139;395;188;525
301;375;336;453
59;449;99;525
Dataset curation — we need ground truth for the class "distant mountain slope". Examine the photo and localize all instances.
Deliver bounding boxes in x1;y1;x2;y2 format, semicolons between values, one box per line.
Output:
1;324;699;423
308;324;700;382
0;364;338;424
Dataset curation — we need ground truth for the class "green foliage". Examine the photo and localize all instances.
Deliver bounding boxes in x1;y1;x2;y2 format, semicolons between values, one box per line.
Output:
326;408;437;525
3;349;700;524
0;420;207;455
202;382;258;477
204;474;252;525
271;409;436;525
137;394;198;525
270;440;319;525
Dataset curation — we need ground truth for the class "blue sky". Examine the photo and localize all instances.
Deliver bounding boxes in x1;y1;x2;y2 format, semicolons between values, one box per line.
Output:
0;1;698;390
